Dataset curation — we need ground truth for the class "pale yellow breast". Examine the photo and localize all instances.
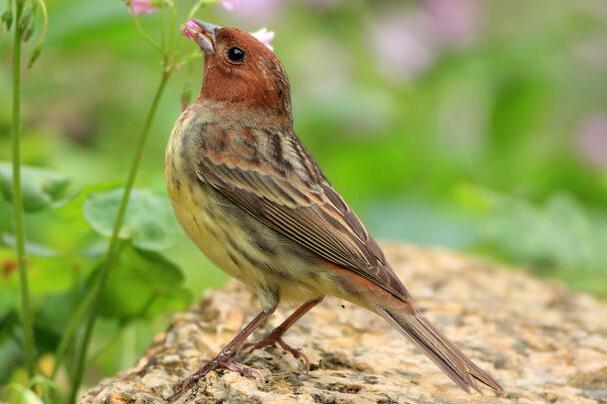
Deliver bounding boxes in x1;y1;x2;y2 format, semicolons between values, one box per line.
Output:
165;112;277;292
167;114;235;278
165;109;341;305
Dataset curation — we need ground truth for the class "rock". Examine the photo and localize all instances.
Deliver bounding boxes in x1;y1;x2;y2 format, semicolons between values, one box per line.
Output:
81;244;607;403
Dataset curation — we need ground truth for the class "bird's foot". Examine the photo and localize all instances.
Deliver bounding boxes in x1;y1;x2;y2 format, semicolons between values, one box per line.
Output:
242;333;309;369
172;352;262;398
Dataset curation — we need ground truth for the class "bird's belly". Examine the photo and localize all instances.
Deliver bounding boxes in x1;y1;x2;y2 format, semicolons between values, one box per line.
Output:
167;174;253;284
165;115;340;305
166;167;328;302
165;132;245;284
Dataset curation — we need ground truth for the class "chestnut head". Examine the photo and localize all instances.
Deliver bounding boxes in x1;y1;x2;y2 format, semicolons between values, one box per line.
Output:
183;20;291;117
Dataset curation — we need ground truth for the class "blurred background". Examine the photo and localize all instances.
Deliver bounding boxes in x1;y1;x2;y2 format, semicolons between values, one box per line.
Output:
1;0;606;393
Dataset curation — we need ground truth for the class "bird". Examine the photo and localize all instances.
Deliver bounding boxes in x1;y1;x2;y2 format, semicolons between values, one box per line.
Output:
166;19;503;395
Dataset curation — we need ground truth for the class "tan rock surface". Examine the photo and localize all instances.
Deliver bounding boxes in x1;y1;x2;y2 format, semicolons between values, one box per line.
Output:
81;244;607;403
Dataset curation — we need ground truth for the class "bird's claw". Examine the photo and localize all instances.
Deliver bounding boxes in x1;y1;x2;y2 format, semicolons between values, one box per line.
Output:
242;335;309;370
171;353;262;399
222;360;265;380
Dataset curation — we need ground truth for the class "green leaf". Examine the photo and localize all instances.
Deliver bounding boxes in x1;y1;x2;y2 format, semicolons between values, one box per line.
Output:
1;233;57;257
0;246;81;298
0;384;43;404
14;258;76;296
93;318;167;376
34;293;76;349
0;338;21;384
54;183;117;221
1;10;13;31
99;245;191;320
464;189;607;296
83;189;181;251
452;183;502;215
0;162;70;212
28;376;61;403
0;248;22;315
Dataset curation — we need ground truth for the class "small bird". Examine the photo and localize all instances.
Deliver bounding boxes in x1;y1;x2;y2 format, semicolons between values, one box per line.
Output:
166;19;502;394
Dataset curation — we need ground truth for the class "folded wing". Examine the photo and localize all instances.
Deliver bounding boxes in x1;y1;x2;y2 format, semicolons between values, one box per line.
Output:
195;124;410;301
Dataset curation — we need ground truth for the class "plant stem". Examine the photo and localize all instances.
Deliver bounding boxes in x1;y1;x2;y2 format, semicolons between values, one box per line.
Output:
132;11;163;52
50;274;97;379
67;68;171;403
11;0;36;379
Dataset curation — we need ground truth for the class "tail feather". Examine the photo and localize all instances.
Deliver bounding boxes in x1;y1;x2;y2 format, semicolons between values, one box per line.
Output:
381;308;503;393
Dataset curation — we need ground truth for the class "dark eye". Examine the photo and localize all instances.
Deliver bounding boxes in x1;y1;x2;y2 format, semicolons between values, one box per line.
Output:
227;47;245;63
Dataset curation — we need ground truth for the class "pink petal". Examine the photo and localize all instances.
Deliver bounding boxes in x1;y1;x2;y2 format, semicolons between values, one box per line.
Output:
577;116;607;168
250;27;275;51
220;0;238;11
229;0;282;23
128;0;157;15
181;20;200;39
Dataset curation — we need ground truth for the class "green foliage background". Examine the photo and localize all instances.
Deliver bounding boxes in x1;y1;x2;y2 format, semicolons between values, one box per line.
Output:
0;0;606;396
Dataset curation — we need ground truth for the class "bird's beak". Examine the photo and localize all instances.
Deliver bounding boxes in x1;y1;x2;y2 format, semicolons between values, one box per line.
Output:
182;19;222;55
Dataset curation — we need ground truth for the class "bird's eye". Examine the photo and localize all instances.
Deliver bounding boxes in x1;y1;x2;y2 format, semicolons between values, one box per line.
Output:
227;47;245;63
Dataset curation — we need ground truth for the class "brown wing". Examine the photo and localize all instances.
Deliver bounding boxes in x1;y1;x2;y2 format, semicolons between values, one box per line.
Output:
195;123;410;301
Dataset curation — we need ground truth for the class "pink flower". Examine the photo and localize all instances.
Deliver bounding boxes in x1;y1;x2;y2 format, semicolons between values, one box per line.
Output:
306;0;344;9
370;11;435;82
126;0;158;15
220;0;238;11
181;20;199;40
425;0;484;46
181;20;275;52
368;1;484;82
577;116;607;168
223;0;283;24
251;27;275;51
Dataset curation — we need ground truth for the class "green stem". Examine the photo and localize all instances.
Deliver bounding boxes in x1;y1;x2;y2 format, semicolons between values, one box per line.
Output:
49;273;97;380
11;0;36;379
67;68;171;403
131;11;163;52
168;1;177;51
27;0;48;68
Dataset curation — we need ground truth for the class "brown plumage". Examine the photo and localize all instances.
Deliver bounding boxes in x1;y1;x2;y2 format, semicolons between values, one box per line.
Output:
167;19;503;396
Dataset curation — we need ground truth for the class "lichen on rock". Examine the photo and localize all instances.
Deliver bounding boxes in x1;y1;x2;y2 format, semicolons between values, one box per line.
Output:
81;244;607;403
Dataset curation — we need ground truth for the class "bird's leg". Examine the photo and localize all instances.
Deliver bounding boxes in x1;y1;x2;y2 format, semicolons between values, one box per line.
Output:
173;307;275;395
242;296;323;367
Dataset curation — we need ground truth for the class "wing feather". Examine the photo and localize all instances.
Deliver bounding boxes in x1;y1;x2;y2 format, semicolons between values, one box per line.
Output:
196;125;410;300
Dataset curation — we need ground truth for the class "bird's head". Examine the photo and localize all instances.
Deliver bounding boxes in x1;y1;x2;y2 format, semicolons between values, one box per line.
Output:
182;19;291;119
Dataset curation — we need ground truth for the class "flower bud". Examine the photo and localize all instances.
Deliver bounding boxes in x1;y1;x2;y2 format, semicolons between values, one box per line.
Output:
28;46;42;68
1;10;13;31
125;0;168;16
19;4;36;42
22;24;34;41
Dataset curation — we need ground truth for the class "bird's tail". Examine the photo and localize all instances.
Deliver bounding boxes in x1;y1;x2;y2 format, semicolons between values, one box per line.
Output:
379;307;503;393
